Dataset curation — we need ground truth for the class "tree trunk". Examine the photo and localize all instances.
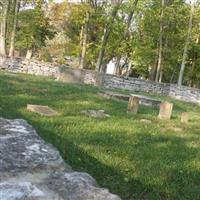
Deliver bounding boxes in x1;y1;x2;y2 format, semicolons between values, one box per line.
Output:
96;27;111;72
0;1;9;56
155;0;164;82
26;48;33;60
114;0;138;75
79;25;84;64
189;36;199;87
178;2;195;86
80;12;89;69
9;0;19;57
96;1;122;72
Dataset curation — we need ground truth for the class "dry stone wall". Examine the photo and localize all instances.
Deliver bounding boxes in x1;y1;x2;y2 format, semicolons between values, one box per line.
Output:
1;57;200;104
0;57;59;78
103;74;170;95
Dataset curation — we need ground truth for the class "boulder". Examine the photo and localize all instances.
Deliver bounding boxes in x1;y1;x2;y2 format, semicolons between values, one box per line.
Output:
0;118;120;200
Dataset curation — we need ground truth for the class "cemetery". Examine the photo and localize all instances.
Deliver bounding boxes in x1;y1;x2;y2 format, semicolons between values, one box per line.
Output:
0;0;200;199
0;70;199;200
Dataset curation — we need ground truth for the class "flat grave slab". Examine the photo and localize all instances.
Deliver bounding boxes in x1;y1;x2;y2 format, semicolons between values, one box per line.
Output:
27;104;59;116
99;91;162;108
130;94;162;108
99;91;130;101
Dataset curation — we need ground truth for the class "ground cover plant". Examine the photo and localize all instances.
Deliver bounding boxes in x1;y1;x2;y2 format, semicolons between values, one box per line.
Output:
0;71;199;200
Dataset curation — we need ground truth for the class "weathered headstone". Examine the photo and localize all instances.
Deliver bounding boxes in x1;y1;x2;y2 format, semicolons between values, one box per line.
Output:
158;102;173;120
81;110;110;118
27;104;59;116
181;112;189;123
127;96;139;114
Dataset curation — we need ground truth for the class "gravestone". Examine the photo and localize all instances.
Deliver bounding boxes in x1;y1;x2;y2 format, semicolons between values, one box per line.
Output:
127;96;139;114
81;110;110;118
27;104;59;116
181;112;189;123
158;102;173;120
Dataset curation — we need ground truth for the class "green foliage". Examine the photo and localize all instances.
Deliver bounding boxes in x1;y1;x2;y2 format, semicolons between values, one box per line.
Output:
4;0;200;85
38;47;53;62
15;8;54;52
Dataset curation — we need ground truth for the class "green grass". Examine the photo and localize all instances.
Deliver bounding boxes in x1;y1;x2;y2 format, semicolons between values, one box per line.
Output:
0;71;200;200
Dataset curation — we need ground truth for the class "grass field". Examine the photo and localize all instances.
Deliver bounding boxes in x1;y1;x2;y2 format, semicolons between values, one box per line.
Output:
0;71;200;200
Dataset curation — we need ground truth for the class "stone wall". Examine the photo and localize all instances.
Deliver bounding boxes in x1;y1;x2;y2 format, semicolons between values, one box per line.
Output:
1;57;200;104
0;57;59;78
103;74;170;95
169;84;200;103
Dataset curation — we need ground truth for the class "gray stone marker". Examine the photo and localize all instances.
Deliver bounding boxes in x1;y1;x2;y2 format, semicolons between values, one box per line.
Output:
181;112;189;123
81;110;110;118
27;104;59;116
0;118;121;200
158;102;173;120
127;96;139;114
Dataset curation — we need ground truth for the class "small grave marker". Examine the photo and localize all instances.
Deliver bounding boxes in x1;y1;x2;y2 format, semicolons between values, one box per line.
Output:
158;102;173;120
127;96;139;114
181;112;189;123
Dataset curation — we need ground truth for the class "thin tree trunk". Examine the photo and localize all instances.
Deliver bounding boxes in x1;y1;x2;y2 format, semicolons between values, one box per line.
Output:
189;56;196;87
80;12;89;69
126;61;133;77
0;1;9;56
189;36;199;86
96;1;122;72
155;0;164;82
149;53;158;81
178;2;195;86
26;48;33;60
9;0;19;57
170;68;176;84
114;0;138;75
96;27;113;72
79;25;84;64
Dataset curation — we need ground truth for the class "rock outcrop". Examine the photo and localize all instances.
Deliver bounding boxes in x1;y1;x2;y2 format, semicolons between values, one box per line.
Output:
0;118;121;200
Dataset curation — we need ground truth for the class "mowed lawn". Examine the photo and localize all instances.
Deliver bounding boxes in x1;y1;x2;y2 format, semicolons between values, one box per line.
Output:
0;71;200;200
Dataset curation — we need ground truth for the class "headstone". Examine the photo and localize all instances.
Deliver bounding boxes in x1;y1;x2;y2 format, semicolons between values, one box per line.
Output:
27;104;59;116
127;96;139;114
81;110;110;118
158;102;173;120
181;112;189;123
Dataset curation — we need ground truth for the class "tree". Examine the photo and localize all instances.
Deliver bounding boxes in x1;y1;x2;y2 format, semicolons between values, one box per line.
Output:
9;0;20;57
155;0;164;82
0;0;9;56
80;11;90;69
95;0;122;72
15;7;54;59
114;0;139;75
178;1;195;86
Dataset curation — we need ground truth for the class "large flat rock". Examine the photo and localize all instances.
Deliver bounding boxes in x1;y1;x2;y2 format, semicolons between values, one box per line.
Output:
27;104;59;116
0;118;121;200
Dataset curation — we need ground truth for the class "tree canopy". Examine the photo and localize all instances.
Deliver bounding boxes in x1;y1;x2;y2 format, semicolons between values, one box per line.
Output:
1;0;200;87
